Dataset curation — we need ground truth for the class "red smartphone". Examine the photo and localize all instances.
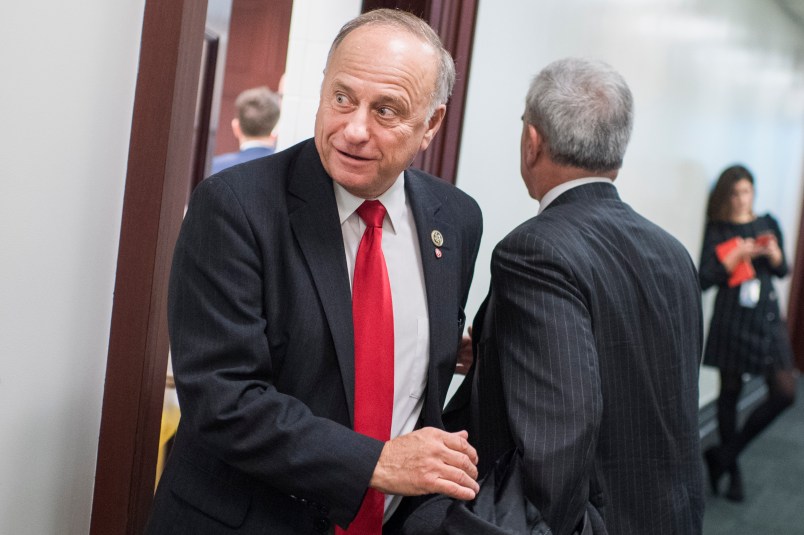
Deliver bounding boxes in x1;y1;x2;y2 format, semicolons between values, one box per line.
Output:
756;233;774;247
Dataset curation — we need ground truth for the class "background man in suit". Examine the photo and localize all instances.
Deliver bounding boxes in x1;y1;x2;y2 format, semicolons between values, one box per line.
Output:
469;58;704;534
147;9;482;534
211;86;282;174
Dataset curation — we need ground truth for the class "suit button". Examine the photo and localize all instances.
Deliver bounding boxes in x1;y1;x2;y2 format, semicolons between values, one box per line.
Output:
767;313;776;321
314;518;331;532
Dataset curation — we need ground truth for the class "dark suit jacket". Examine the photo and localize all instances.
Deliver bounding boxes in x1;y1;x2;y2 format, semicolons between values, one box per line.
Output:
146;139;482;534
468;182;703;535
699;214;793;374
211;145;275;174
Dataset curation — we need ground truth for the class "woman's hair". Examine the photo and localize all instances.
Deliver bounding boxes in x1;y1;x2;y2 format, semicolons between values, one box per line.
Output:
705;164;755;222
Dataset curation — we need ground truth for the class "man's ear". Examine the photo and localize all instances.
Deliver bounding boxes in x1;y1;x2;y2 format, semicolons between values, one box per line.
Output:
231;118;243;141
419;105;446;151
523;124;543;167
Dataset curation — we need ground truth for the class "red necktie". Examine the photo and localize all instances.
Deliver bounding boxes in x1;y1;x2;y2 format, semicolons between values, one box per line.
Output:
338;200;394;535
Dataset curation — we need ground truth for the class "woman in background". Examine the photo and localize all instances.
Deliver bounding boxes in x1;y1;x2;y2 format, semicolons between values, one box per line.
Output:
699;164;797;502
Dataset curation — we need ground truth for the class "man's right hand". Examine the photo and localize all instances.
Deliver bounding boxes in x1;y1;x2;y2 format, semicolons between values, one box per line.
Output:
369;428;479;500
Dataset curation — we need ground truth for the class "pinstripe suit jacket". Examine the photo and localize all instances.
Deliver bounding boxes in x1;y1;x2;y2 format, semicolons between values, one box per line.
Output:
471;182;704;535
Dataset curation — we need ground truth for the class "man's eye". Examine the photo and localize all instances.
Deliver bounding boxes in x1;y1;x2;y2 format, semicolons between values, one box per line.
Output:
335;94;347;105
377;107;395;118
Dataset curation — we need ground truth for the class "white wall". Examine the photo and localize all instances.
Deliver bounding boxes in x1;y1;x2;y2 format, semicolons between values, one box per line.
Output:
456;0;804;405
276;0;362;150
0;1;145;533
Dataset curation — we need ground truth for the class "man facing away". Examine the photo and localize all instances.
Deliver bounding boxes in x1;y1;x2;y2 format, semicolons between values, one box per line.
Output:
469;58;704;534
211;86;281;174
147;9;482;535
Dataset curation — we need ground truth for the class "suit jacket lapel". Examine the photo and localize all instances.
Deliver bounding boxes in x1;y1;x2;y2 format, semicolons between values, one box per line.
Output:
287;142;356;424
406;170;458;418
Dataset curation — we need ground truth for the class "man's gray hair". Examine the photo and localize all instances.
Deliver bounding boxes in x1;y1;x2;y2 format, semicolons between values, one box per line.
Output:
327;8;456;121
524;57;634;172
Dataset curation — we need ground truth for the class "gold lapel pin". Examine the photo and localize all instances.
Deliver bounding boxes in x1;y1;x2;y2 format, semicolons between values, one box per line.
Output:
431;230;444;247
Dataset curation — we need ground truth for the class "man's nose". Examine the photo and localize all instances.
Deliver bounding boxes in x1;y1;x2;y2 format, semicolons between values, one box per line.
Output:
343;107;370;143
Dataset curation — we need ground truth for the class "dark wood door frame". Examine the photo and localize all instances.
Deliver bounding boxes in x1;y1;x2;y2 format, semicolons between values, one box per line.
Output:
90;1;209;533
189;30;221;193
787;188;804;371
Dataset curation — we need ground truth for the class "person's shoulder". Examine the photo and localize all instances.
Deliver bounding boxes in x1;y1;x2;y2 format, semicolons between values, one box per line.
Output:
406;168;481;217
628;212;698;274
702;218;737;239
218;139;308;175
406;167;462;194
212;150;239;162
204;140;312;201
758;213;780;227
211;151;241;173
495;213;547;254
703;218;725;230
626;205;685;242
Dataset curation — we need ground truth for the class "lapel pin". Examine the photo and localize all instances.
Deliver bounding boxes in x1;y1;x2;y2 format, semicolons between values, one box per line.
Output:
435;248;442;259
431;230;444;247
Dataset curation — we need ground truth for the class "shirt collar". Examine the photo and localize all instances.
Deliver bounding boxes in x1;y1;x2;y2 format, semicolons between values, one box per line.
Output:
333;172;405;234
538;177;614;214
239;140;272;150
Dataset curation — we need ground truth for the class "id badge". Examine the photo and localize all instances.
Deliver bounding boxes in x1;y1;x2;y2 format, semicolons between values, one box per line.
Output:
739;278;761;308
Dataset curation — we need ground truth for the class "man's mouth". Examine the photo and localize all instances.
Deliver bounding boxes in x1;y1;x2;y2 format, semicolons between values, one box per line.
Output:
337;148;371;162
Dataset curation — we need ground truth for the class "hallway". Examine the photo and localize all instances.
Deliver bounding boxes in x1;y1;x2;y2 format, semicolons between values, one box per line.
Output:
703;377;804;534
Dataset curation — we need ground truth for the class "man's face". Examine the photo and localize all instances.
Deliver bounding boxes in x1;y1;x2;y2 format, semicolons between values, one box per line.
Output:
729;178;754;220
315;25;444;198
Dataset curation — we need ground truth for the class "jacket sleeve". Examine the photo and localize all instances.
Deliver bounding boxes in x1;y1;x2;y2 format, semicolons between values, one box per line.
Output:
489;232;602;535
168;177;382;527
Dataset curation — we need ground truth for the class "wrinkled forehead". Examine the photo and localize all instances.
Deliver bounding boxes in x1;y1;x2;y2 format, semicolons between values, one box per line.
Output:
328;23;438;70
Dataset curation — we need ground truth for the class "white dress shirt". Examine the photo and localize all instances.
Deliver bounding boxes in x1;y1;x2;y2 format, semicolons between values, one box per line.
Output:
334;174;430;520
538;177;614;214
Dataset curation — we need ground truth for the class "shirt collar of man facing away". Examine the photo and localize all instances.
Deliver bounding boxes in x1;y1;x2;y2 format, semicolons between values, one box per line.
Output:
537;177;614;214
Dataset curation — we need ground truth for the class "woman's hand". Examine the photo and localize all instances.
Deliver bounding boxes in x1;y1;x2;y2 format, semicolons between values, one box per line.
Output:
721;237;758;272
756;234;783;267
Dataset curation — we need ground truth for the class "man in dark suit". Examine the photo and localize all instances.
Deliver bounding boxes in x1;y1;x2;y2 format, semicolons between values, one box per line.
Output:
147;9;482;534
468;58;704;534
211;86;281;174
